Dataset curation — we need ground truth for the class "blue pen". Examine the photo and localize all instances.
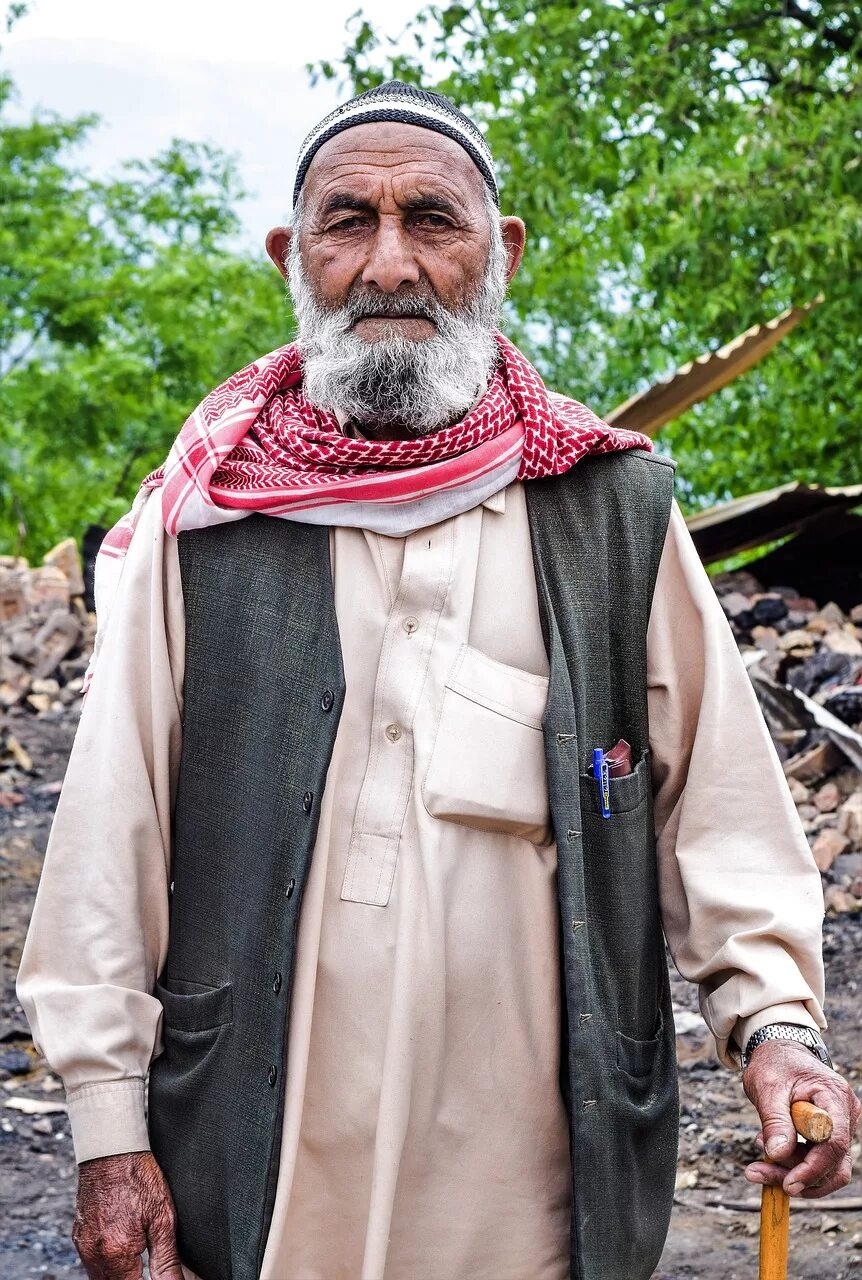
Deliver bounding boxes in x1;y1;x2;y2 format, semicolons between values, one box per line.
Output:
592;747;611;819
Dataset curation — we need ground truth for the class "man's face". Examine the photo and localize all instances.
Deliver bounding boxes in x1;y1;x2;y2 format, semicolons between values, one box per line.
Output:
269;122;523;337
265;122;525;435
298;122;495;340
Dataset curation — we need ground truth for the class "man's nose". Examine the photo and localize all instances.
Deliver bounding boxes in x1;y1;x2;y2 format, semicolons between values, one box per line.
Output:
361;220;421;292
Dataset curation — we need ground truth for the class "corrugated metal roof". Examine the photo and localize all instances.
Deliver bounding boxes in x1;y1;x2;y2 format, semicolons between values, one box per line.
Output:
606;298;822;435
686;481;862;562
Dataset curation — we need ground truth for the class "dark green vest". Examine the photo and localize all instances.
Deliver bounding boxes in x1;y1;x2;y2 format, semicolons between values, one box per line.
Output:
148;447;678;1280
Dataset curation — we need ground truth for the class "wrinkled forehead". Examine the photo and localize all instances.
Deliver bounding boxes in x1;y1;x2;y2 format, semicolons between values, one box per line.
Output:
301;121;487;213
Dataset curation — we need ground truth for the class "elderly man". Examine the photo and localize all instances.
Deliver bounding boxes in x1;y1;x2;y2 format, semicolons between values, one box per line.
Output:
17;82;858;1280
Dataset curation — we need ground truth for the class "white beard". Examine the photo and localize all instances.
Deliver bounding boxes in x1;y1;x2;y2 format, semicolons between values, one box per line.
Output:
287;224;509;436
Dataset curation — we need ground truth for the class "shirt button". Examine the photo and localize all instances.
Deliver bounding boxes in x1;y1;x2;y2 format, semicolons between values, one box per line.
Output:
302;791;313;812
320;690;334;712
402;617;419;635
384;724;402;743
272;971;282;994
268;1064;278;1087
285;878;296;899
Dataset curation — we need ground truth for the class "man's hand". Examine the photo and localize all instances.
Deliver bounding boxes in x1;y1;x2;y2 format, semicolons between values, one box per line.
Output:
742;1040;861;1198
73;1151;183;1280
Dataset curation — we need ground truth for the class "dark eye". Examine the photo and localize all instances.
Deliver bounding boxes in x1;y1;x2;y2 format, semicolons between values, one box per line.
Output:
415;213;452;228
329;216;366;231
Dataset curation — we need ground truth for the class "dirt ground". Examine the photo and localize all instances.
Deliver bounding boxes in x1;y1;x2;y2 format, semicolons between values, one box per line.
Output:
1;705;860;1280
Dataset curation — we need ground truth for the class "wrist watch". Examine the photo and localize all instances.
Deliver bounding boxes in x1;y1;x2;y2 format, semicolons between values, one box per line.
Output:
741;1022;832;1072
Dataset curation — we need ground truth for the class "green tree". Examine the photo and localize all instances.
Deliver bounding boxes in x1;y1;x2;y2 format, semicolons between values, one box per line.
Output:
321;0;862;505
0;72;292;560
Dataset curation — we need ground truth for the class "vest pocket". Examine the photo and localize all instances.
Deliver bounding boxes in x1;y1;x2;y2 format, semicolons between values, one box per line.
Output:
580;746;650;816
154;976;233;1033
421;643;552;845
616;1010;664;1079
578;747;662;1045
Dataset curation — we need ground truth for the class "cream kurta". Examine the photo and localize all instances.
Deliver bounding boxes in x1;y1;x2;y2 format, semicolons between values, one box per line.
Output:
17;482;826;1280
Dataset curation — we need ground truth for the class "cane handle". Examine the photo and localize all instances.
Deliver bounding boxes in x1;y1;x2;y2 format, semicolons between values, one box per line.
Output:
758;1102;833;1279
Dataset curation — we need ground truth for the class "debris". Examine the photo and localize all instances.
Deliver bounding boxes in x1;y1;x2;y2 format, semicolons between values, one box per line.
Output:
4;735;33;772
838;794;862;846
4;1096;67;1116
824;885;862;915
812;828;851;872
673;1007;706;1035
783;740;844;782
0;543;93;729
0;1048;32;1074
814;781;841;813
31;1116;53;1135
42;538;84;597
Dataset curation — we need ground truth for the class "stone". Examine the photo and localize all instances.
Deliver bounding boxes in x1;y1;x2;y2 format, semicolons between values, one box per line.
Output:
784;739;843;782
822;629;862;657
819;602;847;626
30;677;60;696
751;625;780;656
850;604;862;625
43;537;84;596
720;592;753;620
0;1049;31;1075
3;1096;67;1116
837;794;862;847
3;736;33;772
752;595;788;625
0;568;28;622
30;611;81;680
824;884;862;914
812;828;851;872
26;693;52;714
814;782;842;813
787;777;811;804
778;629;815;654
31;1116;53;1135
796;803;818;823
832;852;862;880
27;565;70;610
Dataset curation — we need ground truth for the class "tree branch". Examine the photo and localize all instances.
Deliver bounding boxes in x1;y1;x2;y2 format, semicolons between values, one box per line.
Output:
783;0;860;54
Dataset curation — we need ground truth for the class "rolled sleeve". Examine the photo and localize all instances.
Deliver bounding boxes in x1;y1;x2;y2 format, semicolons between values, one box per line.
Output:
647;501;826;1069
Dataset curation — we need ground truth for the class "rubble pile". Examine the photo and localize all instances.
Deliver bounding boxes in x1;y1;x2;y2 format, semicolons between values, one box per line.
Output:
712;567;862;915
0;540;94;799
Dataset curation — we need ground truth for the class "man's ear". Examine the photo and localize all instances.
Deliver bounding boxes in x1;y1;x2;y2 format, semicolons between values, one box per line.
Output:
499;216;526;284
265;226;293;280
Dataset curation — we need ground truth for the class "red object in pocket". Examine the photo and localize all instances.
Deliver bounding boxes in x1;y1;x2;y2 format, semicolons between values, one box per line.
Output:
605;738;633;777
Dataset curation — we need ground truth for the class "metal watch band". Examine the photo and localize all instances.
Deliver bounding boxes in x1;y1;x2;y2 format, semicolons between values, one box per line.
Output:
741;1023;832;1072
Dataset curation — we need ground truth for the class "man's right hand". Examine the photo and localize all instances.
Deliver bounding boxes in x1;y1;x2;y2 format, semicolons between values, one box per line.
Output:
73;1151;184;1280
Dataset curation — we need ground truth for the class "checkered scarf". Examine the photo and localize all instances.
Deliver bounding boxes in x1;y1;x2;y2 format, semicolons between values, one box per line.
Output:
86;333;650;691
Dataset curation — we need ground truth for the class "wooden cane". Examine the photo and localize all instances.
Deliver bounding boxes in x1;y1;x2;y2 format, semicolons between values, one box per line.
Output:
758;1101;833;1279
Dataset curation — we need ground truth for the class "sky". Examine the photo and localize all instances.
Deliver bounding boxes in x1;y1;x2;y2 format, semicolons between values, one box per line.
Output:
4;0;426;249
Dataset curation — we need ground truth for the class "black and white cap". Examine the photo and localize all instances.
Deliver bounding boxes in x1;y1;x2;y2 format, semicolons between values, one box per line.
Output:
293;80;498;207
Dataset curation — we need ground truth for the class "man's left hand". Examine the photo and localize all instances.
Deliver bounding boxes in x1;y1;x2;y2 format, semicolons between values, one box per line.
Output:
742;1040;861;1198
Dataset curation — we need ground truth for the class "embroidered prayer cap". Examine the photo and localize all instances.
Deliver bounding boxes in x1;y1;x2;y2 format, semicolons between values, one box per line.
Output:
293;80;498;207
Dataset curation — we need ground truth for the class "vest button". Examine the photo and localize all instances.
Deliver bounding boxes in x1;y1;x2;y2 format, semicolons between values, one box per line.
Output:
302;791;313;812
272;971;282;994
268;1064;278;1087
321;690;334;712
286;878;296;899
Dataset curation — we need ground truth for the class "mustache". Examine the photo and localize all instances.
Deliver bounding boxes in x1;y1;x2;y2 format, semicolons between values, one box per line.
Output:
338;287;447;326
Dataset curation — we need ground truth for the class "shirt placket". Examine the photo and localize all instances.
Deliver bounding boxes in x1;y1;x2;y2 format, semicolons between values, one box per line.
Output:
340;521;456;906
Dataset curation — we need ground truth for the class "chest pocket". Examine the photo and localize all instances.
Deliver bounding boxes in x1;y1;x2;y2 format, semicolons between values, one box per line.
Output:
421;643;552;846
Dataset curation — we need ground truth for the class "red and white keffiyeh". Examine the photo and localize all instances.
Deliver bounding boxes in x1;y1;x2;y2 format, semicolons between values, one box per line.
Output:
86;333;651;690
